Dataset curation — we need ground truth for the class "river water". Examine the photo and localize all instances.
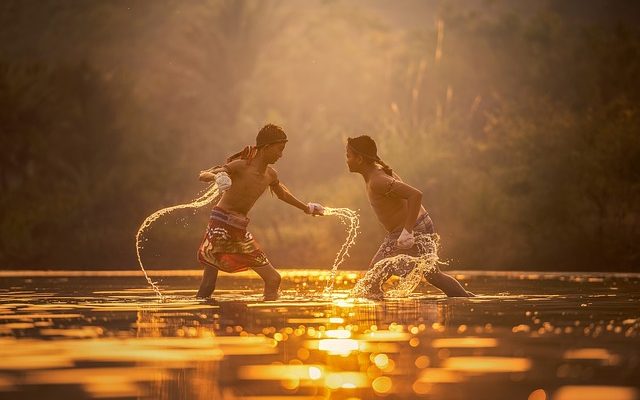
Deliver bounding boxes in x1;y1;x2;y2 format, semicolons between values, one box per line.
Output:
0;270;638;400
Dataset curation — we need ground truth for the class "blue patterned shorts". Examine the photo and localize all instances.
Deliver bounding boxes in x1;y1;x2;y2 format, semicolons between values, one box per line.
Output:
368;213;439;277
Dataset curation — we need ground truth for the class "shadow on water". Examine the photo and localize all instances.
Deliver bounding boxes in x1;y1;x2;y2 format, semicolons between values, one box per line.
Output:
0;270;639;399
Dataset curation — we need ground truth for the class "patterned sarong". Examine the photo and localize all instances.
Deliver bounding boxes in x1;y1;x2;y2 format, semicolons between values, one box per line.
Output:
368;213;439;277
198;207;269;273
352;213;440;299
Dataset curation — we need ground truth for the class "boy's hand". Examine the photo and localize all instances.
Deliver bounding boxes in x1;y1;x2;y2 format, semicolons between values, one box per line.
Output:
397;228;415;249
306;202;325;216
199;171;216;182
215;172;232;192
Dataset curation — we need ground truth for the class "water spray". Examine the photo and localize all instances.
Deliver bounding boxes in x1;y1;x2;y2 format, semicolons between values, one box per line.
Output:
350;233;444;299
136;184;361;300
322;207;360;295
135;184;221;299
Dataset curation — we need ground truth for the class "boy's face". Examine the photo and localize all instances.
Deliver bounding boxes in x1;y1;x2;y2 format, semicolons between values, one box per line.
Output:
346;145;361;172
264;142;286;164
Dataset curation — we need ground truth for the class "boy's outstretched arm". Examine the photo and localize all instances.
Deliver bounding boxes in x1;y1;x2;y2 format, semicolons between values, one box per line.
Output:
271;181;324;215
269;169;323;215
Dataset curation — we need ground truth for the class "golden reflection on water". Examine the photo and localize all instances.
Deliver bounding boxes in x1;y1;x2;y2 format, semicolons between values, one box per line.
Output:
26;367;164;398
442;356;532;373
431;337;498;348
0;270;639;399
417;368;465;383
563;348;621;365
528;388;548;400
553;386;639;400
324;329;352;339
238;364;325;380
317;338;360;355
325;371;368;389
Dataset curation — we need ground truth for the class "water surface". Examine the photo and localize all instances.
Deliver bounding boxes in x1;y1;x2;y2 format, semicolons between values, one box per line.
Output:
0;270;638;400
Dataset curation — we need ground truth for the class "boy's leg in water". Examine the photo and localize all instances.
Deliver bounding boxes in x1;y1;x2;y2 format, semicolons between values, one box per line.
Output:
363;269;393;300
361;245;394;299
361;247;413;300
424;268;474;297
196;266;219;298
360;224;474;299
252;263;282;301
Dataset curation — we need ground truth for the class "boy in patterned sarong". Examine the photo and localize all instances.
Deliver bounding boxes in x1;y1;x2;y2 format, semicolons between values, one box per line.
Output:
345;135;474;299
196;124;324;300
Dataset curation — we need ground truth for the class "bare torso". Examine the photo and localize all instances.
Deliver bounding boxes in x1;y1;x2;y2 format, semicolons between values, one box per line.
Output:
216;160;276;216
367;169;426;232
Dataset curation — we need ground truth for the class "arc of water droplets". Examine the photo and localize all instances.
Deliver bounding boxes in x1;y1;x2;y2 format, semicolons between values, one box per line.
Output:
322;207;360;295
135;184;221;300
136;185;360;300
351;233;446;299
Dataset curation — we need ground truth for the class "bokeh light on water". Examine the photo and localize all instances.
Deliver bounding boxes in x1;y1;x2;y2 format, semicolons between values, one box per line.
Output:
0;270;639;399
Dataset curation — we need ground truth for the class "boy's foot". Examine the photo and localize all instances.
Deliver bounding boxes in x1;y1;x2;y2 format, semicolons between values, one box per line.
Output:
195;294;219;302
263;292;279;301
195;287;215;298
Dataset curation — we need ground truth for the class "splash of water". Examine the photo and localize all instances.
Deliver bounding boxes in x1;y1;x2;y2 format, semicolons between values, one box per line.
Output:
136;184;359;300
323;207;360;295
135;184;221;299
351;233;444;299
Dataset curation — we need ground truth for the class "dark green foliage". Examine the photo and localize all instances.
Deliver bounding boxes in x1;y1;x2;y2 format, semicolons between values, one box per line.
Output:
1;0;638;270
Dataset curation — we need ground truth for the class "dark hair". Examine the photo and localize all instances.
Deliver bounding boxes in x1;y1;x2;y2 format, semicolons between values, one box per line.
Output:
347;135;393;176
226;145;258;163
226;124;287;163
256;124;287;147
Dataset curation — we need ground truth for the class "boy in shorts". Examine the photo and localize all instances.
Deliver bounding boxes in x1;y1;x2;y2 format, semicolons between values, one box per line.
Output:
197;124;323;300
345;135;473;299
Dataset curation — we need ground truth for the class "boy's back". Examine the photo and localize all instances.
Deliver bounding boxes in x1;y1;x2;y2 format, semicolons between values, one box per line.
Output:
366;168;427;232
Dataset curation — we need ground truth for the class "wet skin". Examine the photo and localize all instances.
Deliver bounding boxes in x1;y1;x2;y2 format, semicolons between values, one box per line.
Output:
197;142;314;301
346;145;472;297
346;146;426;232
207;142;285;216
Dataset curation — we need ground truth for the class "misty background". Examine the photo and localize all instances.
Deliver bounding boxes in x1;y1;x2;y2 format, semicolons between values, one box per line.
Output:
1;0;639;271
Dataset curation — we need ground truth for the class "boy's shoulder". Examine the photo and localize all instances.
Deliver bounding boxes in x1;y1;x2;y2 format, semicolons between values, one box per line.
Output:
226;159;247;173
369;169;396;192
266;166;279;183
